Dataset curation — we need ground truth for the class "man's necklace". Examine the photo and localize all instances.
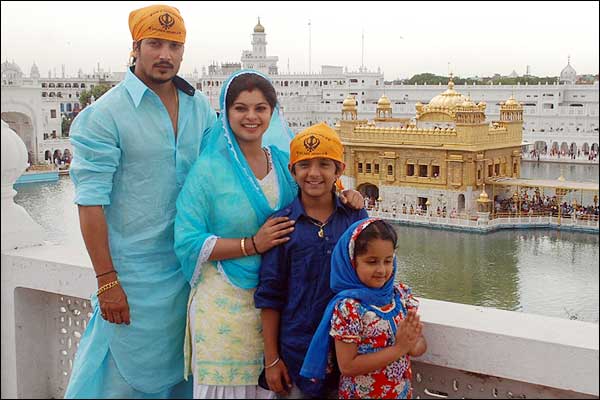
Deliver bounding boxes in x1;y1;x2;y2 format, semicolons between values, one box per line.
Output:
309;219;328;238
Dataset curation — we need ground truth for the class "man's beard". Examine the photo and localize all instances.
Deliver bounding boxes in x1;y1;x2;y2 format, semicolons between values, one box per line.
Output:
149;75;173;84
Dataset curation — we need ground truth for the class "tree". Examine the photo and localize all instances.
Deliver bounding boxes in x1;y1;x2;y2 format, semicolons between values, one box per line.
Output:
61;114;73;137
79;84;111;109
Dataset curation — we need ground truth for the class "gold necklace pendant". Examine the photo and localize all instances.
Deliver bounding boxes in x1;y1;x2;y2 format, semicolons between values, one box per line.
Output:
310;219;327;238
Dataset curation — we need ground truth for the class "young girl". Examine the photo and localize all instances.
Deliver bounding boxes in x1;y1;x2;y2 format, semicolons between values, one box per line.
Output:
301;218;427;399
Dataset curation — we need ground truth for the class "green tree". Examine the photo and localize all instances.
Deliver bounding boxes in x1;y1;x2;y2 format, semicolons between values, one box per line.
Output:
79;84;111;109
61;114;73;137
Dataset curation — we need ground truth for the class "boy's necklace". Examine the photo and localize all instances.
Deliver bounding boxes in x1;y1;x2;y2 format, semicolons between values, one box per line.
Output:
309;219;328;238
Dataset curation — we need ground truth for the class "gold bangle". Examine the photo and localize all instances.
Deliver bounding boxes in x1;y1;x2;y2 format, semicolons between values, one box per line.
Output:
240;237;249;257
97;280;119;296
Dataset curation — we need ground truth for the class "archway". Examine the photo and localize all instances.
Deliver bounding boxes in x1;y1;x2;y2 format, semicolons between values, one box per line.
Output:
582;143;590;154
1;112;34;161
357;183;379;208
534;141;546;152
63;148;72;164
458;194;466;212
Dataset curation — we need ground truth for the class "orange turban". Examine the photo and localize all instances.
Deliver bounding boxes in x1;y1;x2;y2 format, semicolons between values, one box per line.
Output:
129;5;186;44
289;122;344;166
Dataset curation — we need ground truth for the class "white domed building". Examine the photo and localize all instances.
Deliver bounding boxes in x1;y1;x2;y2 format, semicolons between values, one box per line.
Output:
559;57;577;84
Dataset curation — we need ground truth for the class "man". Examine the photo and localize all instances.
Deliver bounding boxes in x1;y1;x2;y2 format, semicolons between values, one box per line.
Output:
65;5;216;398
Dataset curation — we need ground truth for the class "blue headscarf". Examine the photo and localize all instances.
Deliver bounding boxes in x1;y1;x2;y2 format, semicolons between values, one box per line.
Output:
300;218;402;380
175;69;298;289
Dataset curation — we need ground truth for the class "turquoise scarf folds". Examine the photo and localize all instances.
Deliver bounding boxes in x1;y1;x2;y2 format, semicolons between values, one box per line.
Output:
175;69;298;289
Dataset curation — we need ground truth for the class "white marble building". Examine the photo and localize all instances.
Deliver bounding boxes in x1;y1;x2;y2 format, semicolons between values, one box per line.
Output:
1;60;121;164
200;21;599;155
2;20;598;164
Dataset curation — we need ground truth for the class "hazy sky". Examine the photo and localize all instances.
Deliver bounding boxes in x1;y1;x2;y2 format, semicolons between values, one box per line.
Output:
1;1;598;80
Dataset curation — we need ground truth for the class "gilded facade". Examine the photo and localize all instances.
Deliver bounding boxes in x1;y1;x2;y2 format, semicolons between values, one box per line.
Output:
336;77;524;213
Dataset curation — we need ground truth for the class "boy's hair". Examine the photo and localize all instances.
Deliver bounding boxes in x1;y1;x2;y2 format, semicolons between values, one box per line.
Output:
353;220;398;257
225;73;277;112
290;160;343;175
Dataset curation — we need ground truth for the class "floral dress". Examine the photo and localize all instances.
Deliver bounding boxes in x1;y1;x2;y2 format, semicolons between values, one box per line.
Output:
330;283;419;399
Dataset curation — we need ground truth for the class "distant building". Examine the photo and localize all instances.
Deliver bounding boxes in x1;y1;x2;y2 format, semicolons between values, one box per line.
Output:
336;79;524;214
1;60;121;164
200;21;599;155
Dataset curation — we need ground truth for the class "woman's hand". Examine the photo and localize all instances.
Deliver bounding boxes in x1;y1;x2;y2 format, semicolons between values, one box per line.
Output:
98;275;130;325
253;217;295;254
265;359;292;396
340;189;365;210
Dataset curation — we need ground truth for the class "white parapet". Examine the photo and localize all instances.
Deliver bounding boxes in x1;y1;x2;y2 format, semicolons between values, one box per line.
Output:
1;119;45;251
1;244;598;399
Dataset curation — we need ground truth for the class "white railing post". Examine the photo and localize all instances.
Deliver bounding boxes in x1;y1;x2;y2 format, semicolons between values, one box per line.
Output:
1;120;45;251
1;119;45;399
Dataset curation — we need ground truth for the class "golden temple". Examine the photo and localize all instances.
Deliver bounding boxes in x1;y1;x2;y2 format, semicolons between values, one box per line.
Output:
335;76;524;213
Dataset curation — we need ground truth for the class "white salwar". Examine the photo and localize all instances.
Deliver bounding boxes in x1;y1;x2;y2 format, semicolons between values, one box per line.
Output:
189;152;279;400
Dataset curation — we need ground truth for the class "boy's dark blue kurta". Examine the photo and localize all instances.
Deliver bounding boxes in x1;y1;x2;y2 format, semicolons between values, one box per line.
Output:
254;194;368;397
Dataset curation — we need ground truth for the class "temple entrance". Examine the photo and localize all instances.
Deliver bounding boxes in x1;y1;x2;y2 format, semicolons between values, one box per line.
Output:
458;194;466;211
2;112;35;162
357;183;379;209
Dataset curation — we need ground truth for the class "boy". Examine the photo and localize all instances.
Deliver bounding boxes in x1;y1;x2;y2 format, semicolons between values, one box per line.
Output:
254;122;368;398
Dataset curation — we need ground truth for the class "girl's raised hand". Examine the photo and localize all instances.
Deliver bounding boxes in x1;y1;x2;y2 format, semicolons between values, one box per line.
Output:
394;309;421;356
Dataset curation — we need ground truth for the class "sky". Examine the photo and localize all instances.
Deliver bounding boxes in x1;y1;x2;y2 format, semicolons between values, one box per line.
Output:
1;1;599;80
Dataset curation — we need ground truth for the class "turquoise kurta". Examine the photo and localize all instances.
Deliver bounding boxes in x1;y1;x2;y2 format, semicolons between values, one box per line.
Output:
65;67;216;397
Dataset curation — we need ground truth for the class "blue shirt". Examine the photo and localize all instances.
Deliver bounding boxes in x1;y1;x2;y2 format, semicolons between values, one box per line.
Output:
67;67;216;395
254;194;368;397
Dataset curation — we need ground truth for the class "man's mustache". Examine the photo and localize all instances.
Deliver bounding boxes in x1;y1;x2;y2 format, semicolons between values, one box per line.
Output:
154;62;174;68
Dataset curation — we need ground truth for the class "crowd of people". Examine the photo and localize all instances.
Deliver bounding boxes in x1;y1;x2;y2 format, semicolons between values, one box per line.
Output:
64;5;426;400
523;148;599;162
493;190;599;220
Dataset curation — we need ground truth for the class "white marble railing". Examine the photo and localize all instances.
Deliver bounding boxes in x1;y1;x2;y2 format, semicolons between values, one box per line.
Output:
368;210;600;233
1;245;598;399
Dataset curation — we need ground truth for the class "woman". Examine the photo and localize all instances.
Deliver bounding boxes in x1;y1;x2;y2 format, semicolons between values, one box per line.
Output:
176;70;364;398
175;69;299;399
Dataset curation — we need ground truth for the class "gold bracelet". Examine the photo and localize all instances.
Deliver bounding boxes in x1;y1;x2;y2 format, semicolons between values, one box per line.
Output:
240;237;249;257
97;280;120;296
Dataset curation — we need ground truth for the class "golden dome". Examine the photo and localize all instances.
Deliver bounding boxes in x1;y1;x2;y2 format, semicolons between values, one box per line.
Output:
460;97;477;109
377;94;392;108
342;95;357;110
427;79;467;110
504;95;519;106
254;17;265;33
478;190;489;201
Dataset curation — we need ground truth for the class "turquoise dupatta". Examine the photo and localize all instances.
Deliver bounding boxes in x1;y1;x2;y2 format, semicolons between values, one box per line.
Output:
175;69;298;289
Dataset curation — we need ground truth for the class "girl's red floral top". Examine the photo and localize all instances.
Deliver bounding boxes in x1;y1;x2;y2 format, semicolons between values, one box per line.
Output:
330;283;419;399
